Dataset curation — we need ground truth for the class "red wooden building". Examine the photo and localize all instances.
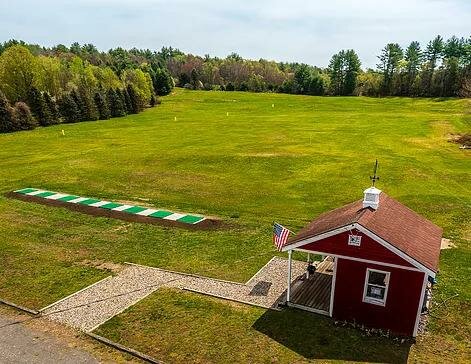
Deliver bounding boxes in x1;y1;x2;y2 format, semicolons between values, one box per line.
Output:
281;186;442;336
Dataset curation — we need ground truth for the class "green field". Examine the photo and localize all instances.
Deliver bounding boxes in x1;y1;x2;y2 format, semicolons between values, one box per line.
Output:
1;89;470;362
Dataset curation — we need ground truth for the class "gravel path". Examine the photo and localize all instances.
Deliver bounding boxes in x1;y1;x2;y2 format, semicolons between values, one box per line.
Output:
42;257;307;332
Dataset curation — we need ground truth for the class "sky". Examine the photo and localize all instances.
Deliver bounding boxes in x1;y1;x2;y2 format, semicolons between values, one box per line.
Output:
1;0;470;68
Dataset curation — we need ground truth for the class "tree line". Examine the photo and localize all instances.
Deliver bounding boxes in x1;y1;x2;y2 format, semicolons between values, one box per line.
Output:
0;41;174;133
1;35;470;132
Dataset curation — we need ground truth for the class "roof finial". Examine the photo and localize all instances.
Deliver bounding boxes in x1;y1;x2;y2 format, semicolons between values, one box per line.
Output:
370;160;380;187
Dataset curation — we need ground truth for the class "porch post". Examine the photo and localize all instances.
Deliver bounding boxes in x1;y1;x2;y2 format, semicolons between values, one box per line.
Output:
287;249;292;303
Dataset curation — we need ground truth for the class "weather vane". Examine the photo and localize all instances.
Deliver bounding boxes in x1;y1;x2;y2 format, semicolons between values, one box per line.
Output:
370;160;380;187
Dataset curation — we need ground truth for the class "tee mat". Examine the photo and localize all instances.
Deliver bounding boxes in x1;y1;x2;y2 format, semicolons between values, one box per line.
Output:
14;188;205;225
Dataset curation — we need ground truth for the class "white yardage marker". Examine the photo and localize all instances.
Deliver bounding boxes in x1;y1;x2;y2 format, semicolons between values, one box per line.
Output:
112;204;134;212
45;193;68;200
163;213;186;221
68;197;89;204
136;208;158;216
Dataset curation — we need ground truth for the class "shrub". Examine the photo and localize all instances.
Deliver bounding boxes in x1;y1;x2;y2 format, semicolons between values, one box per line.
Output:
12;102;36;130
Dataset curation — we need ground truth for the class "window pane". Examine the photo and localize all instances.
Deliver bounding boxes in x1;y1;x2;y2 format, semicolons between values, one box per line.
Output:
367;285;385;299
368;271;386;286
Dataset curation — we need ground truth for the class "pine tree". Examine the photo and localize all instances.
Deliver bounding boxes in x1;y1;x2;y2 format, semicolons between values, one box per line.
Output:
94;92;110;120
404;41;422;95
28;87;53;126
108;88;126;117
421;35;444;96
377;43;404;95
344;50;361;95
43;92;60;124
12;102;36;130
0;90;15;132
78;88;99;121
59;93;80;123
126;85;139;113
71;89;86;121
122;88;132;114
152;68;173;95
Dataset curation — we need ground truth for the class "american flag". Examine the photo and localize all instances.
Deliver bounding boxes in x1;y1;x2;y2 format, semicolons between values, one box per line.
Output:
273;223;290;251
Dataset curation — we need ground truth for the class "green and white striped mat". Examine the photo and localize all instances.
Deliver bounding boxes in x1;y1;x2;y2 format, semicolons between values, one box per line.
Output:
14;188;205;225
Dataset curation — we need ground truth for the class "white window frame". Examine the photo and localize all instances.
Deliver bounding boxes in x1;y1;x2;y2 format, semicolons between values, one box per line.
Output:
362;268;390;306
348;234;362;246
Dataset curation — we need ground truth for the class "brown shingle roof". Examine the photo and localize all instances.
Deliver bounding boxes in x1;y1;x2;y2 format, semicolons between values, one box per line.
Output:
286;193;442;272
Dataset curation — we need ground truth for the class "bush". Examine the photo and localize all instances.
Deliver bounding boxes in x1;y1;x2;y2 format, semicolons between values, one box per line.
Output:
12;102;36;130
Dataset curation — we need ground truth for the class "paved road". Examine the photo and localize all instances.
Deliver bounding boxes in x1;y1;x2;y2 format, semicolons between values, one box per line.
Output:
0;314;98;364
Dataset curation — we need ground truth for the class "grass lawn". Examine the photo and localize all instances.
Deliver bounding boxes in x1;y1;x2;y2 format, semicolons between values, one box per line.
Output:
95;288;412;364
0;89;469;361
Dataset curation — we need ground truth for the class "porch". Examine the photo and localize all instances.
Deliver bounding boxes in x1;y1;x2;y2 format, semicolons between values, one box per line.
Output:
287;256;335;315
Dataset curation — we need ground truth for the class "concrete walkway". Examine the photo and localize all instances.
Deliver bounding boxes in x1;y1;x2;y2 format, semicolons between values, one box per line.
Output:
42;257;306;332
0;313;98;364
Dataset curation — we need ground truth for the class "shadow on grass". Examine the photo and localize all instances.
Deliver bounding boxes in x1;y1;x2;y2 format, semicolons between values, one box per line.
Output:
253;308;411;364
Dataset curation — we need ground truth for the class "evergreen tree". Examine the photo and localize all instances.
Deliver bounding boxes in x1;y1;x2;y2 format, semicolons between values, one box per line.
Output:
121;88;132;114
43;92;60;124
59;93;80;123
12;102;36;130
70;89;86;121
94;92;110;120
404;41;422;95
328;50;360;95
421;35;444;95
0;90;15;132
78;88;99;121
152;68;173;95
377;43;404;95
28;87;53;126
108;88;126;117
126;85;139;113
343;50;361;95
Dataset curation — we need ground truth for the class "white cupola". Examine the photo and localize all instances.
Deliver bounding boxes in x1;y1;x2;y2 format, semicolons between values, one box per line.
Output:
363;186;381;210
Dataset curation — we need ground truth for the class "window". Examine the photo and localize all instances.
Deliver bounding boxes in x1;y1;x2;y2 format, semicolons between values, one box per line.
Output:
363;268;390;306
348;234;362;246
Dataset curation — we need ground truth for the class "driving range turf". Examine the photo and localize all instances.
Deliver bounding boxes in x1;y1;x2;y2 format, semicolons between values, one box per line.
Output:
0;89;469;362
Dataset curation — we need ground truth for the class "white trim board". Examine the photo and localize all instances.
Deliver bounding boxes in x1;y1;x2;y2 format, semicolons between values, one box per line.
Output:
329;257;338;317
294;248;422;272
413;272;428;337
283;222;436;278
